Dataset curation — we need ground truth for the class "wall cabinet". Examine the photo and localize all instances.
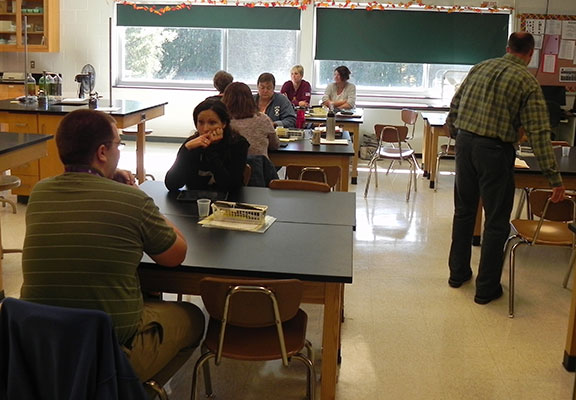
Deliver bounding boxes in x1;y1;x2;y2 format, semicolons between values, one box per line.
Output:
0;0;59;52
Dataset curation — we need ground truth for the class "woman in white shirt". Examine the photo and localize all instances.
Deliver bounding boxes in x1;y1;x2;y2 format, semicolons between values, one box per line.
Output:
321;65;356;110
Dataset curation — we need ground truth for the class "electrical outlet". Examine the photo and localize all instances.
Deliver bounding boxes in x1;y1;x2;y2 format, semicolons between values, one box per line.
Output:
30;60;35;69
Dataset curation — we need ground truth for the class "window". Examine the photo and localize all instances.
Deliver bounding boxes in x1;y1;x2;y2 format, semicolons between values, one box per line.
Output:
116;4;300;88
315;60;472;99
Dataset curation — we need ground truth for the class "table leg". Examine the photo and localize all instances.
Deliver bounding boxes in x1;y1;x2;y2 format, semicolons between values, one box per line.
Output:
422;119;431;178
341;122;359;185
136;123;147;184
565;267;576;372
428;127;440;189
322;283;343;400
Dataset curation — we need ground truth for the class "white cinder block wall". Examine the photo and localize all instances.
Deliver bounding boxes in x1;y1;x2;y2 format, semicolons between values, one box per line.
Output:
1;0;575;152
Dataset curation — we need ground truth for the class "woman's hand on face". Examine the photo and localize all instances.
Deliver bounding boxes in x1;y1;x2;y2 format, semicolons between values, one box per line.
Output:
185;128;223;150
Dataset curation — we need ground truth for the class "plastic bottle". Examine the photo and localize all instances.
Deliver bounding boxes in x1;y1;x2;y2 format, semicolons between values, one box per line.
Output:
45;74;55;96
54;74;62;98
38;75;45;94
26;73;36;96
326;110;336;142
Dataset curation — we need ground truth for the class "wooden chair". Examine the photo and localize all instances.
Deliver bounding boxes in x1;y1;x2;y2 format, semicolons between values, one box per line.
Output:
285;165;341;191
401;109;419;142
269;179;331;192
505;190;576;318
190;278;315;400
364;125;418;201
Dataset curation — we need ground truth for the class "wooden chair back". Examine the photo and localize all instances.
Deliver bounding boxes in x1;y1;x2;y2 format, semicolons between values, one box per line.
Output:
285;165;341;191
269;179;331;192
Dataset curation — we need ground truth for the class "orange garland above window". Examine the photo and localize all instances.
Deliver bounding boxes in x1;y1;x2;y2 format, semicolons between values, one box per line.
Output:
115;1;513;13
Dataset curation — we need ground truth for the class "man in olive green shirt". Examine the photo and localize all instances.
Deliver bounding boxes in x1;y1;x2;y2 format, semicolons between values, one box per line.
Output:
21;109;204;383
446;32;565;304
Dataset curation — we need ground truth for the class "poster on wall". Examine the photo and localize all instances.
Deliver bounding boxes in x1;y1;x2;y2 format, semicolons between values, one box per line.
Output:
560;67;576;82
562;21;576;40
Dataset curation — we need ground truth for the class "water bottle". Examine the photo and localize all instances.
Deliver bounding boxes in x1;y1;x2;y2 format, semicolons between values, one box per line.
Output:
45;74;55;96
38;74;45;94
26;73;36;96
326;110;336;141
54;74;62;101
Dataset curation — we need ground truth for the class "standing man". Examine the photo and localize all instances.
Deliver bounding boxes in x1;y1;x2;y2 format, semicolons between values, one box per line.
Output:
446;32;565;304
20;109;205;383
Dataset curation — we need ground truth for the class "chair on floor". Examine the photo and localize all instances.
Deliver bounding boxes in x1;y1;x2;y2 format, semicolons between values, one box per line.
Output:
269;179;330;192
364;125;418;201
285;165;341;191
143;347;195;400
505;189;576;318
401;109;419;143
190;278;315;400
0;174;22;259
433;125;455;191
0;297;147;400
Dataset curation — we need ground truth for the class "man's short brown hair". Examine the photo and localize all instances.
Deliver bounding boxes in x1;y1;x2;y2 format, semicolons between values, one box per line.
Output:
213;70;233;94
56;109;116;165
508;32;535;55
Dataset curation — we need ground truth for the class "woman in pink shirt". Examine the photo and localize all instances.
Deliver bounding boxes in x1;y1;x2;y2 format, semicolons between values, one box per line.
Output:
280;65;311;107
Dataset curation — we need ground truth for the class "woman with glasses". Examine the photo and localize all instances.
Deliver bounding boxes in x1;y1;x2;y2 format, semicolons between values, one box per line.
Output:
254;72;296;128
165;99;249;193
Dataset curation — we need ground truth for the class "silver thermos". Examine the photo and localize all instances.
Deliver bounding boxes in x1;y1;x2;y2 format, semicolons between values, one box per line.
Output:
326;110;336;141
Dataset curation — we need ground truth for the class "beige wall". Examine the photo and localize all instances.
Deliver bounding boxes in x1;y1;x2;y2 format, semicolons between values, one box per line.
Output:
1;0;575;149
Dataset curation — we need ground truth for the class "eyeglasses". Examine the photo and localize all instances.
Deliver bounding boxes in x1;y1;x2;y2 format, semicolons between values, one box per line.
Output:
104;140;126;150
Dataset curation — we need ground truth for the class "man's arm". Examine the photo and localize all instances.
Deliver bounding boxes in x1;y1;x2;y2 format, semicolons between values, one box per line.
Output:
148;216;187;267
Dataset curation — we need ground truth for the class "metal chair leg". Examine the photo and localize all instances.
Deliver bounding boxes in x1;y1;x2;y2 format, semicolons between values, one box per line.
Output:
509;240;526;318
292;352;316;400
190;351;215;400
144;379;169;400
0;197;16;214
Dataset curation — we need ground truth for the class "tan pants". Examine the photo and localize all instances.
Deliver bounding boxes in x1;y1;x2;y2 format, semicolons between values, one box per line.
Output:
124;300;205;382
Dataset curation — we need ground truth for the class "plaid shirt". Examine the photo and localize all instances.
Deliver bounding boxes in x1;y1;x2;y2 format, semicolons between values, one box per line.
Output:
446;53;562;187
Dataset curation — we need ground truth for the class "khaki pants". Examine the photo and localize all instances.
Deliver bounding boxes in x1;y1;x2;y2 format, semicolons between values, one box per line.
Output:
125;300;205;382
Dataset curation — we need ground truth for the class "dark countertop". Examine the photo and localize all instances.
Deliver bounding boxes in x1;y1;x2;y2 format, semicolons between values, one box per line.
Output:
0;98;168;116
0;132;52;155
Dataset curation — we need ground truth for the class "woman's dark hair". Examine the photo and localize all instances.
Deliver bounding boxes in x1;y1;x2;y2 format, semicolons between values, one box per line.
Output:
335;65;351;81
193;99;236;138
221;82;257;120
257;72;276;87
56;109;116;165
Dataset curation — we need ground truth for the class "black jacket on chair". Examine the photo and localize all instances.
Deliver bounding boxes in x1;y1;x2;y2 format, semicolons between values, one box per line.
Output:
0;298;146;400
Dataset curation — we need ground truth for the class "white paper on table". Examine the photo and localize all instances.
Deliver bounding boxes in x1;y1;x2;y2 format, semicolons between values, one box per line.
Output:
320;138;349;145
563;21;576;40
199;215;276;233
559;40;575;60
528;49;540;69
542;54;556;73
514;158;530;169
545;20;562;35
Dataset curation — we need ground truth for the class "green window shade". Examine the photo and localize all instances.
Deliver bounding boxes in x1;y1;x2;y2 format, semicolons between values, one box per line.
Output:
117;4;301;30
316;9;509;65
